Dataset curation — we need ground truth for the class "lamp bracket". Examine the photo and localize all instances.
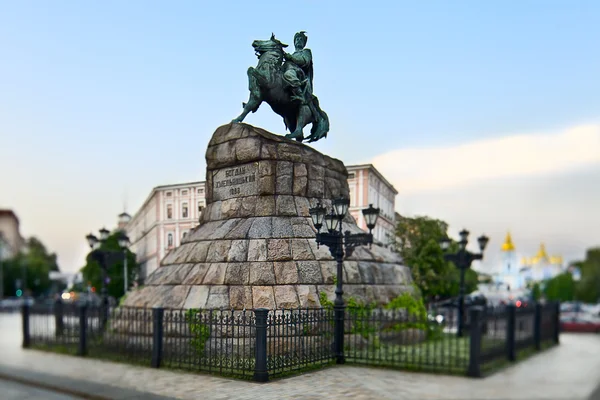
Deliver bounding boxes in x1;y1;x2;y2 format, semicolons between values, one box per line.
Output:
343;232;373;252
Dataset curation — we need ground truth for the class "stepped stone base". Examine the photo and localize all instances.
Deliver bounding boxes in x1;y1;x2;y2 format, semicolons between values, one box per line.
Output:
123;123;412;310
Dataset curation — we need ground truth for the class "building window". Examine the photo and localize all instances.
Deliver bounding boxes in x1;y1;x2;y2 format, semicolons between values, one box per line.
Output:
198;201;205;214
167;233;173;247
182;202;189;218
197;188;204;194
165;191;172;197
166;204;173;219
348;173;355;179
181;190;188;196
182;231;188;239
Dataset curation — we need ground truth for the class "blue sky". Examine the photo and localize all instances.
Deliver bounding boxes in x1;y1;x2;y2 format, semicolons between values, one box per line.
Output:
1;1;599;272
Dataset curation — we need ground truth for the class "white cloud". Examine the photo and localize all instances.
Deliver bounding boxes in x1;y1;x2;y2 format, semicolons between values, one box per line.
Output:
398;167;600;271
367;123;600;273
372;124;600;194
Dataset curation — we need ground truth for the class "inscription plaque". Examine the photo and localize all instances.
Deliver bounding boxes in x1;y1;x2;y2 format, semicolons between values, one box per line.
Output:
212;162;258;201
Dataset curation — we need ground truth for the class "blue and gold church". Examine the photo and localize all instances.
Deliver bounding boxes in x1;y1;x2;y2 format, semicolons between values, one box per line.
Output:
495;232;564;290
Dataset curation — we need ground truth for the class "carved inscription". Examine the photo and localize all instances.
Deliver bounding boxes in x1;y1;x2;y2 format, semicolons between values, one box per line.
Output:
212;162;258;201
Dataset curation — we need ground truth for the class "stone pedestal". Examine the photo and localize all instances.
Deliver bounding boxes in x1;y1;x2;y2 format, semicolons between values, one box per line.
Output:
123;123;412;310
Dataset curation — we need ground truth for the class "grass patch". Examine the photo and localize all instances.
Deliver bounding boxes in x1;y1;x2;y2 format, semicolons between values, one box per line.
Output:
30;342;79;356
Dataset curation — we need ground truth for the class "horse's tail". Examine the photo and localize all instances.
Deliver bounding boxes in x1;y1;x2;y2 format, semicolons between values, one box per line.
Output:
309;96;329;141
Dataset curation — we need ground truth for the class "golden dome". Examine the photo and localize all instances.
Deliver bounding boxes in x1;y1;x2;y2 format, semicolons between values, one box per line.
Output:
501;232;515;252
535;243;549;262
550;255;563;265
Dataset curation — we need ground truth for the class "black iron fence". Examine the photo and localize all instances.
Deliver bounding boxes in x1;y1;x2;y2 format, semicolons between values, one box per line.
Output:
475;302;560;376
344;306;470;374
21;300;560;381
161;308;256;378
266;308;335;378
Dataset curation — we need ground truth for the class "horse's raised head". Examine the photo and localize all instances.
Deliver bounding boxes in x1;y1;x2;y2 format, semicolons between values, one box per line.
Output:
252;33;288;57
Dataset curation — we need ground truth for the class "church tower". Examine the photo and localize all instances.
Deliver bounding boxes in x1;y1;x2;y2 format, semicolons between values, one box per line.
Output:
500;231;520;290
520;242;564;284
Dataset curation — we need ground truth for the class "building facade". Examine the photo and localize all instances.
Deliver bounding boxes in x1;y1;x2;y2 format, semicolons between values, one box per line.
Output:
0;209;24;259
126;165;398;282
125;182;207;281
346;164;398;246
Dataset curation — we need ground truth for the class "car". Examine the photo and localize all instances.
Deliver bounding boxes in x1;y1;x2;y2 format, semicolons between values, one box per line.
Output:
0;297;34;311
560;314;600;333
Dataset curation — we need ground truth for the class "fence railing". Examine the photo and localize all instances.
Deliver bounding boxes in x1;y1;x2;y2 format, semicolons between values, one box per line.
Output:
21;299;560;381
344;306;470;374
472;302;560;376
265;308;335;378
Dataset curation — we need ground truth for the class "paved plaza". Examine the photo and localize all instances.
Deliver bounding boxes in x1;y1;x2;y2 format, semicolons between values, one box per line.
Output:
1;313;599;400
0;378;83;400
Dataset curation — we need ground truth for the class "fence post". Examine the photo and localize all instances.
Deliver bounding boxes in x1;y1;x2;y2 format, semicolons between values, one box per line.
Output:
334;304;346;364
21;303;30;348
151;307;164;368
78;304;88;356
553;301;560;344
533;303;542;350
506;304;516;362
253;308;269;382
467;306;483;378
55;298;64;337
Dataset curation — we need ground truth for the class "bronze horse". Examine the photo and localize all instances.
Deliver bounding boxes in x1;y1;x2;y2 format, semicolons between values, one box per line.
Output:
232;34;329;143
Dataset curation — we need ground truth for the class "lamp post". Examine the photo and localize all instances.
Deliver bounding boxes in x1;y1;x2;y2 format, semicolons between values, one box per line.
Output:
21;246;29;299
85;228;129;329
117;212;132;295
309;198;380;364
118;234;130;295
440;229;489;337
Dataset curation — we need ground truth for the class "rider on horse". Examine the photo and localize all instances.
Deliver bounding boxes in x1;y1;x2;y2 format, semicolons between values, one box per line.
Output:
283;31;313;105
233;31;329;143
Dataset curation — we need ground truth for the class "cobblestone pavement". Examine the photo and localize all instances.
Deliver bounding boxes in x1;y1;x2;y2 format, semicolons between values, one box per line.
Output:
1;313;599;399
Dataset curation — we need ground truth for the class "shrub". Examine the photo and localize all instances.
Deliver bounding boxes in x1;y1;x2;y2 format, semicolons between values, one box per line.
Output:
384;291;444;340
185;309;211;355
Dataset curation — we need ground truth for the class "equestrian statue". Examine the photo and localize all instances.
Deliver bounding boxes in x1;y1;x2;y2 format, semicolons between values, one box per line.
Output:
232;31;330;143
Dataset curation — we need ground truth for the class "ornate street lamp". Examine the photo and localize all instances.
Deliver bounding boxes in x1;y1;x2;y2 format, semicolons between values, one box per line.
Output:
440;229;489;337
309;197;380;364
118;233;130;295
118;212;132;226
21;246;30;299
85;228;129;329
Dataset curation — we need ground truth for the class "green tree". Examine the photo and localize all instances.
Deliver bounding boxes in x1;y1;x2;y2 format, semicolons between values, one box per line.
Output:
543;272;576;302
438;267;479;299
394;216;450;300
530;282;542;301
80;231;139;300
574;248;600;303
1;237;63;298
394;215;479;301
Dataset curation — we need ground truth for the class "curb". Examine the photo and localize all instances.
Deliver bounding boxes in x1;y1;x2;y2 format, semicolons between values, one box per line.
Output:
0;365;176;400
589;381;600;400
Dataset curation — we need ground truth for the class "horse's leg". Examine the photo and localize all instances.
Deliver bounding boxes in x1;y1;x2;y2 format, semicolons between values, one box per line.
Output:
285;105;311;141
232;67;262;123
